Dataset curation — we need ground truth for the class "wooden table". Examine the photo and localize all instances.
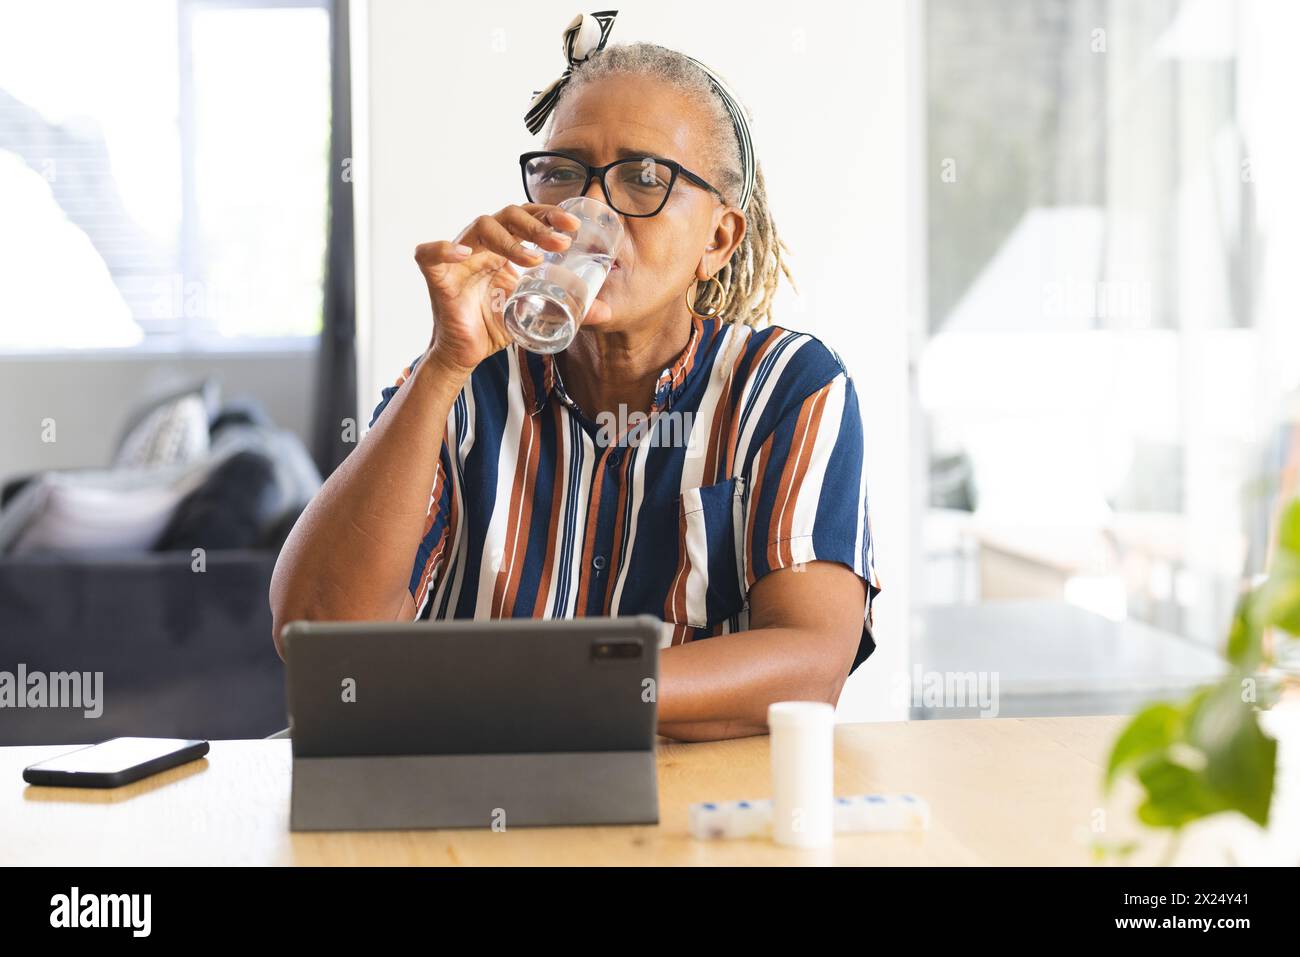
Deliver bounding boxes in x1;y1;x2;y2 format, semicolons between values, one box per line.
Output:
2;716;1135;866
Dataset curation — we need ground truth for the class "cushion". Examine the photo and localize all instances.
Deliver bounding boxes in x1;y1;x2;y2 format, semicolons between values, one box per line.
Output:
156;424;322;551
0;409;321;557
1;475;36;509
7;464;210;556
0;479;52;553
113;381;219;469
210;422;322;512
210;398;274;434
155;451;280;551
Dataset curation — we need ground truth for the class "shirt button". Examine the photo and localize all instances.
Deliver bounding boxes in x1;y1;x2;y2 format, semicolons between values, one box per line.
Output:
607;449;622;468
592;555;607;571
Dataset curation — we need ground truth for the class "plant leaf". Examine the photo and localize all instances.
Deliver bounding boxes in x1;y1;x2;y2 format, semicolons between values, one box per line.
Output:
1187;682;1277;827
1225;597;1261;668
1105;701;1184;792
1252;553;1300;636
1277;499;1300;556
1134;757;1227;828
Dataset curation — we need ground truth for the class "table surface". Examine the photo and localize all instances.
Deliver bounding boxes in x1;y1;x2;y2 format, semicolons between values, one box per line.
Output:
2;715;1138;866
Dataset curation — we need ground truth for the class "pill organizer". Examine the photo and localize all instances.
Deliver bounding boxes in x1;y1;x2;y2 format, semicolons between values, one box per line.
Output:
688;793;930;840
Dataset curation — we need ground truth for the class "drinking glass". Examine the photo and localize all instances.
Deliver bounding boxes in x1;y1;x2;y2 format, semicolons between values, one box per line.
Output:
503;196;624;354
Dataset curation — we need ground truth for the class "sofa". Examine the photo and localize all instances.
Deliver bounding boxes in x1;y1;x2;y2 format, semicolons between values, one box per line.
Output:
0;381;319;745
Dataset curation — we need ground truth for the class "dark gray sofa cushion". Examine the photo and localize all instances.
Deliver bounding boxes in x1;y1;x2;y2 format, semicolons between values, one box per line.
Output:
155;451;281;551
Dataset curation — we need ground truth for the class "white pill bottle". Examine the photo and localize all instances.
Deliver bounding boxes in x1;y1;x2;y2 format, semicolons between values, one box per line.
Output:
768;700;835;848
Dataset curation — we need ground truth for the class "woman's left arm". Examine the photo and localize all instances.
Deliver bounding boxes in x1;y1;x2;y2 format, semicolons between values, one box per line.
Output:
656;560;866;740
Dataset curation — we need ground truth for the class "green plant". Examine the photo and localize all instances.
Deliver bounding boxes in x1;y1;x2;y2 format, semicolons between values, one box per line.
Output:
1104;498;1300;834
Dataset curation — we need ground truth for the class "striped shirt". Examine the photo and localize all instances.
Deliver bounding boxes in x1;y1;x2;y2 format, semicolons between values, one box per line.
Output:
369;313;882;668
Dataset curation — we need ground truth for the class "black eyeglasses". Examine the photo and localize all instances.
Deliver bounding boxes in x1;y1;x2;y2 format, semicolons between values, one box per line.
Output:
520;150;725;218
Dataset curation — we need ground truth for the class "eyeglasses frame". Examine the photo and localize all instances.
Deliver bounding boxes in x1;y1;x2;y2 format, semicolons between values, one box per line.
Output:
519;149;725;217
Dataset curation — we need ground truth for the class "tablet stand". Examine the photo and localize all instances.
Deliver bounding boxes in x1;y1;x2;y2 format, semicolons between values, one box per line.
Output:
290;749;658;831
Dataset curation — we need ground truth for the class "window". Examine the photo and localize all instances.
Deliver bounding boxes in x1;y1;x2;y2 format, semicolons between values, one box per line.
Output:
920;0;1300;647
0;0;331;351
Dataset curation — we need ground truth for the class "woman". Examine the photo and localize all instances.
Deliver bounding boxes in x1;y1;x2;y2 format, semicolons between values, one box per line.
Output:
270;12;881;741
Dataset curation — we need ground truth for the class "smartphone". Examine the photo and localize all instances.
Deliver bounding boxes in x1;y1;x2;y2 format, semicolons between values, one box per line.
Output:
22;737;210;788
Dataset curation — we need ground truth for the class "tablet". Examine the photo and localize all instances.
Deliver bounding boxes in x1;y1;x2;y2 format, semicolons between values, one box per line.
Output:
281;615;662;830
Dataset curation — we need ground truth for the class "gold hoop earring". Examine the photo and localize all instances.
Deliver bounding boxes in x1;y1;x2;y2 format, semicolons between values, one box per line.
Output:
686;274;728;320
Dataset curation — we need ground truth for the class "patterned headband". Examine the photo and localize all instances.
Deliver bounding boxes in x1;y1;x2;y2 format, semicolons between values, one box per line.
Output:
523;10;756;212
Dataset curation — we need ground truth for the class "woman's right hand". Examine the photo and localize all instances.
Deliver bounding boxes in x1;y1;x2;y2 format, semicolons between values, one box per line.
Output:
413;203;582;377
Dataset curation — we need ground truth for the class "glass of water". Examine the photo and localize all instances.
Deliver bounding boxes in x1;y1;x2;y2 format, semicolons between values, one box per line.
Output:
503;196;624;354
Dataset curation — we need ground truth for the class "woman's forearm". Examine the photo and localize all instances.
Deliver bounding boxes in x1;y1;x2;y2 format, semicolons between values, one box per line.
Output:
657;719;767;742
269;351;467;651
655;626;851;736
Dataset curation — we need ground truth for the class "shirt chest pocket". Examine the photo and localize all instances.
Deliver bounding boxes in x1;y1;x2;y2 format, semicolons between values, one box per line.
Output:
666;475;748;629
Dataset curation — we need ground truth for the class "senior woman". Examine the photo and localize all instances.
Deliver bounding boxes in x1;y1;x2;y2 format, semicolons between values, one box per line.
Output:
270;12;881;741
